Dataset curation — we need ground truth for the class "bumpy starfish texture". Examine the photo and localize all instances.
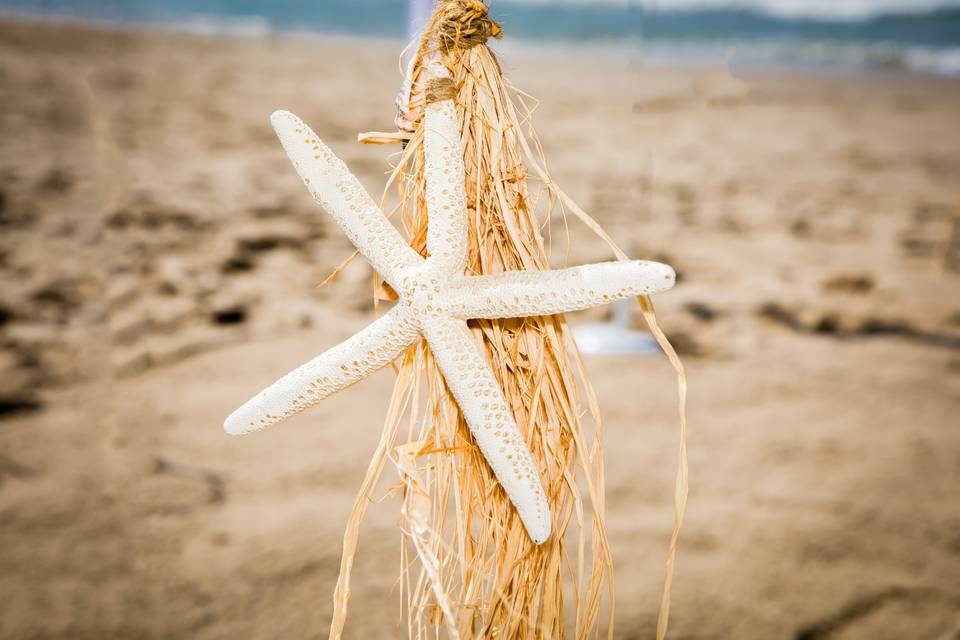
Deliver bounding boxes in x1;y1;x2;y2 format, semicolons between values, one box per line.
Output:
225;63;676;544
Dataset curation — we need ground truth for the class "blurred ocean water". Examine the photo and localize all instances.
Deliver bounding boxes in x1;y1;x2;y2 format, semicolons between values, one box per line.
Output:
3;0;960;76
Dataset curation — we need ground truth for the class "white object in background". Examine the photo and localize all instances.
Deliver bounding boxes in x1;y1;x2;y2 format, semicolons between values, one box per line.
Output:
224;63;676;545
571;297;661;355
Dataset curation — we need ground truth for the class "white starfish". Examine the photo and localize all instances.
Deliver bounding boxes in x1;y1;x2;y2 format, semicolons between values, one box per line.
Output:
225;63;676;544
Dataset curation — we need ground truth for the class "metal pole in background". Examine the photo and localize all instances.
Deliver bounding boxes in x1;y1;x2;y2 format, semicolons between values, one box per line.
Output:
397;0;437;125
407;0;435;42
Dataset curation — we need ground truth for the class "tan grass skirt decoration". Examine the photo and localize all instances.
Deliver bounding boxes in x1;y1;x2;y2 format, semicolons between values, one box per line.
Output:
338;1;689;638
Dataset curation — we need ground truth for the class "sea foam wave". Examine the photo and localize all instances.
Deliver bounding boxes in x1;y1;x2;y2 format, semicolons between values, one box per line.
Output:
1;1;959;77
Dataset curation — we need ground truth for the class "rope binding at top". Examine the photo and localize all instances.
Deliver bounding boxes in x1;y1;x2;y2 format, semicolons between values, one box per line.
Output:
421;0;503;55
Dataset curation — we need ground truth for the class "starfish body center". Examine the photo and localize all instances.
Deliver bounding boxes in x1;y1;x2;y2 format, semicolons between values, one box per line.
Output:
396;260;457;323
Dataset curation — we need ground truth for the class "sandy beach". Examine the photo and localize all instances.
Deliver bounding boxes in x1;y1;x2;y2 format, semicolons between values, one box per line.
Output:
1;18;959;638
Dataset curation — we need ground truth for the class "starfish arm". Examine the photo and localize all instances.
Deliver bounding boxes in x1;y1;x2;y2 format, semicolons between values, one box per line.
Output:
270;110;422;288
423;63;468;274
225;307;418;435
446;260;676;320
421;317;551;544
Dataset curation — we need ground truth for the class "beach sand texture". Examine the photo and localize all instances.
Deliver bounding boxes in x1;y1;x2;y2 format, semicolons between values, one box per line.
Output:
1;19;959;639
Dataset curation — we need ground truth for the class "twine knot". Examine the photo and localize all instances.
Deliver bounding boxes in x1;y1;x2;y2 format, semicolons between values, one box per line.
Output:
424;77;457;104
426;0;503;54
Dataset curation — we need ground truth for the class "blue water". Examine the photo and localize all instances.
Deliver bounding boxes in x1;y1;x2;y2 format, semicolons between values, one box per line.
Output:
4;1;960;76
